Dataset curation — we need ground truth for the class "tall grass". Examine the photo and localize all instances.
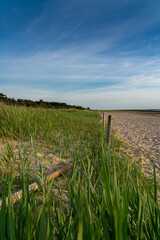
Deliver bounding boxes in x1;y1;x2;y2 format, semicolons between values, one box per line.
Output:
0;105;102;157
0;105;102;191
0;105;160;239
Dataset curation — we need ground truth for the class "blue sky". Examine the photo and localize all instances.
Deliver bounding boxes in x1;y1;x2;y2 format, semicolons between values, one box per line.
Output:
0;0;160;109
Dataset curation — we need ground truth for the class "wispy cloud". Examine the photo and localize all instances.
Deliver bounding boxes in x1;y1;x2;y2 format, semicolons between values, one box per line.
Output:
1;45;160;88
1;83;159;110
1;0;160;109
0;44;160;109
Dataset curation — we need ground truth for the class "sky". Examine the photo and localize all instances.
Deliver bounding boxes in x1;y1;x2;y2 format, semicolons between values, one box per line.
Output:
0;0;160;109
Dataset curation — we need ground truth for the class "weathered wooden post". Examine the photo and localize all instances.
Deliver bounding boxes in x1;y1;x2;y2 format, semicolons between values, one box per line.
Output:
107;115;112;147
103;112;105;128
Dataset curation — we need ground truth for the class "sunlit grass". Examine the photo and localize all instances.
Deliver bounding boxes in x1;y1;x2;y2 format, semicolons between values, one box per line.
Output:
0;105;160;239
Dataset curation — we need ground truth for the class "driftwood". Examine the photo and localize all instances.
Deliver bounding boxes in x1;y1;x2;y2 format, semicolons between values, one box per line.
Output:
0;164;72;208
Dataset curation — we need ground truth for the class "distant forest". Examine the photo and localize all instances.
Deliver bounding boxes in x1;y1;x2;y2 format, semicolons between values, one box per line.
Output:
0;93;90;110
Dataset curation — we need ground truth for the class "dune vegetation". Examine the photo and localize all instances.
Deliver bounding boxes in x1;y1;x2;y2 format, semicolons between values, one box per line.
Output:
0;105;159;239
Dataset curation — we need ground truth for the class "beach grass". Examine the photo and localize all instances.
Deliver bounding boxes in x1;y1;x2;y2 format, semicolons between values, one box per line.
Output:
0;105;160;239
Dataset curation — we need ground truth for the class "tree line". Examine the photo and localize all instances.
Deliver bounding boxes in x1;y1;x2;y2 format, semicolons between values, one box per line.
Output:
0;93;90;110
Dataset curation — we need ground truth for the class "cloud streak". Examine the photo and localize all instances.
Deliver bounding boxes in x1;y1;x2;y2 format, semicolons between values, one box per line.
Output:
0;83;159;110
1;0;160;109
1;45;160;87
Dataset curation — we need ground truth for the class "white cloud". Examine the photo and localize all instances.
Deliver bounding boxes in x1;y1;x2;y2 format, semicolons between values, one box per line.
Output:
0;82;159;110
0;43;160;109
1;47;160;87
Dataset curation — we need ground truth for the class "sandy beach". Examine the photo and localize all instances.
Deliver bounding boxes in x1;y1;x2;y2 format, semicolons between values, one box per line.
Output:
106;112;160;179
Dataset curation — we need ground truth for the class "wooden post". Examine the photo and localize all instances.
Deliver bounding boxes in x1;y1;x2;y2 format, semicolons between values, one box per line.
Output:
107;115;112;147
103;112;105;128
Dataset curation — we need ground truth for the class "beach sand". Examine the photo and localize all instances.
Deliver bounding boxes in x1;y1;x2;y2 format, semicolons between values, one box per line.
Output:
106;112;160;179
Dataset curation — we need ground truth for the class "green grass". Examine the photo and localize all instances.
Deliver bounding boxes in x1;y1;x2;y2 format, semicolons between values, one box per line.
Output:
0;105;160;239
0;105;102;156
